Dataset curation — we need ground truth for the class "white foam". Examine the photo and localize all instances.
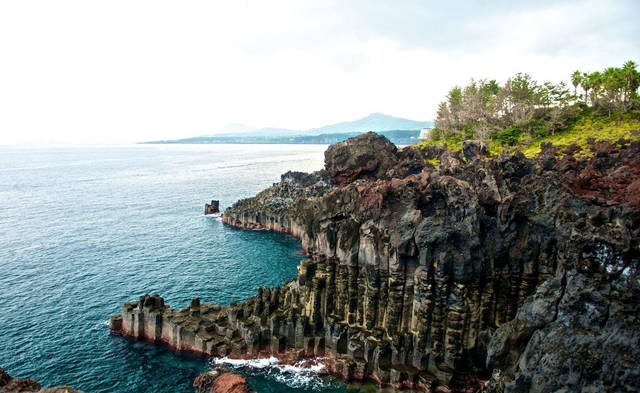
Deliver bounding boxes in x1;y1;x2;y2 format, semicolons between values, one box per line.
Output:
211;356;330;390
275;359;326;374
213;356;278;369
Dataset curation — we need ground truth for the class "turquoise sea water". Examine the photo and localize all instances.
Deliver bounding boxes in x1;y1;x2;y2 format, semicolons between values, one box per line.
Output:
0;144;357;393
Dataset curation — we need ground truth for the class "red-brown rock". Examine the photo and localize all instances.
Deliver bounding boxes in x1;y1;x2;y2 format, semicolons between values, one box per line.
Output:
0;367;83;393
194;367;254;393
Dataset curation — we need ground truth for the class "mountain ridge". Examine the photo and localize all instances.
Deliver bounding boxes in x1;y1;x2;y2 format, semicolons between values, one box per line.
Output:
149;113;433;141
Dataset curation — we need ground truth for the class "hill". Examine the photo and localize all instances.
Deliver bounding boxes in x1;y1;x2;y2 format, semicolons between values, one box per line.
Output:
304;112;432;135
142;113;433;143
145;129;422;146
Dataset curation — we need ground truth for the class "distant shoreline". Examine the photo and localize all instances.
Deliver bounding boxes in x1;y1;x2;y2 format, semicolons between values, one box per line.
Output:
141;129;423;146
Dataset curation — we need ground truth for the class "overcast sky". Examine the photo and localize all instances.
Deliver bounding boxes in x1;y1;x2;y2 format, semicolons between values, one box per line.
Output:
1;0;638;144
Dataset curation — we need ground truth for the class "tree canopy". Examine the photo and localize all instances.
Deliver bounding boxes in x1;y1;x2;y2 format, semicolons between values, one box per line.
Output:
434;61;640;144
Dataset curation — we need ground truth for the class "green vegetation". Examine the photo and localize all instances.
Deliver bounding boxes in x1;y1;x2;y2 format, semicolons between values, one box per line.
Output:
520;110;640;158
426;157;440;166
416;61;640;157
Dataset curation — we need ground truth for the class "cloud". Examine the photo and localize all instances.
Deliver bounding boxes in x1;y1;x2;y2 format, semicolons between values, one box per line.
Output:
0;0;638;144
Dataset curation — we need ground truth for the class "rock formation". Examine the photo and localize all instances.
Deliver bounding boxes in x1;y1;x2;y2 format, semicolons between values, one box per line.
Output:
193;366;255;393
112;132;640;392
205;200;221;215
0;367;84;393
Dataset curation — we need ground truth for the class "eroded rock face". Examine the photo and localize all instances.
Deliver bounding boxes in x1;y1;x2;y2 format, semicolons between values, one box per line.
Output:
0;367;84;393
113;134;640;392
461;140;488;162
324;131;400;185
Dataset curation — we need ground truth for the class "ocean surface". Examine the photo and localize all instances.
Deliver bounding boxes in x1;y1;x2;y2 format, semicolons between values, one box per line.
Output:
0;144;361;393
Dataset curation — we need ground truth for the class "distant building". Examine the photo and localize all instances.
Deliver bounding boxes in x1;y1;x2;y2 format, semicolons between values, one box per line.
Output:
419;127;432;140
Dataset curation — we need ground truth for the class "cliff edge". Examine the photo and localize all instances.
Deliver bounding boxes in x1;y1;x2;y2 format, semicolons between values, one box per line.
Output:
113;132;640;392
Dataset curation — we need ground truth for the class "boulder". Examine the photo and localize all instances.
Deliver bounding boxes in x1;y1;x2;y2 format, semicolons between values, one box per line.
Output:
193;367;254;393
324;132;399;185
0;367;84;393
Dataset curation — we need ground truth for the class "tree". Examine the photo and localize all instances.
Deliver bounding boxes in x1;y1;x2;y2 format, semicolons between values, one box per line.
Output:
432;61;638;145
571;70;582;101
601;67;625;114
587;71;602;107
621;60;639;104
581;72;591;103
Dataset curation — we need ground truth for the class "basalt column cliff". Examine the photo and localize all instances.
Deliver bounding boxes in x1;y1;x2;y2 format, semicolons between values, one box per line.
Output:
112;133;640;392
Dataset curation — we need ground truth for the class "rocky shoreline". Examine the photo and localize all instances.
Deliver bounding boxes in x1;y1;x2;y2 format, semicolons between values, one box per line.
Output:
0;367;83;393
112;133;640;392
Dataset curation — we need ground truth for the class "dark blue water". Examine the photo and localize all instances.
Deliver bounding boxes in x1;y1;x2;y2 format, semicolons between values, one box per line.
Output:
0;144;360;393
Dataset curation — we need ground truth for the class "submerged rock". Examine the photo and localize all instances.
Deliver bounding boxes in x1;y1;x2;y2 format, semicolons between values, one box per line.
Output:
113;133;640;392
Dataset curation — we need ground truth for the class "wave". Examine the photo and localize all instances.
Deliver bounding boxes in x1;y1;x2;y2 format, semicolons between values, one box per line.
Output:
212;356;331;390
212;356;279;368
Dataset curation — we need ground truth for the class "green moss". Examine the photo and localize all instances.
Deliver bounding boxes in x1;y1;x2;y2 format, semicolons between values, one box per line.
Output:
415;110;640;159
521;112;640;157
415;132;464;152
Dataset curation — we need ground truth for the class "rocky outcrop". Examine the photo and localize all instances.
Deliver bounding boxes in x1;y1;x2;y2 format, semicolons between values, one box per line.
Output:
324;132;425;185
193;367;254;393
0;367;84;393
113;133;640;392
205;200;220;215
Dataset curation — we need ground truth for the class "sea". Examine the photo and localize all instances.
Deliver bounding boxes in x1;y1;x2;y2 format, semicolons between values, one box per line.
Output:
0;144;364;393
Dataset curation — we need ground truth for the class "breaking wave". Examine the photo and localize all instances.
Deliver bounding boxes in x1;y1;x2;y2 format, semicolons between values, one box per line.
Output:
212;356;332;390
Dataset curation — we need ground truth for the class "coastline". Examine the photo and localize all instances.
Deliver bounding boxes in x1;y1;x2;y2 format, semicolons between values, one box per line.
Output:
111;133;640;393
108;291;462;392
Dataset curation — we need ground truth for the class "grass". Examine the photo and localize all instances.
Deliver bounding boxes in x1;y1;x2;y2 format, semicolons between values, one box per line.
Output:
519;113;640;157
414;110;640;159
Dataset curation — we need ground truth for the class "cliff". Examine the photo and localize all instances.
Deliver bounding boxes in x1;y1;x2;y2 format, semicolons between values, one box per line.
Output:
112;132;640;392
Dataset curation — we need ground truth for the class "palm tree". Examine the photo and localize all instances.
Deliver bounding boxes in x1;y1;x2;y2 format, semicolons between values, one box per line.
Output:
622;60;639;99
571;70;582;101
581;72;591;103
587;71;602;107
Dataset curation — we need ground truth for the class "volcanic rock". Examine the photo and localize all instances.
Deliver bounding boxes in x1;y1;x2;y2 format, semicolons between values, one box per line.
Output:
113;133;640;392
0;367;83;393
194;367;254;393
324;131;399;185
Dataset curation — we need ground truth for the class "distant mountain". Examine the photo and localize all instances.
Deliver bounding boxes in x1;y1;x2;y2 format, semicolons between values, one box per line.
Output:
142;113;433;143
144;130;422;146
304;112;432;135
212;124;300;137
241;127;301;137
214;123;256;135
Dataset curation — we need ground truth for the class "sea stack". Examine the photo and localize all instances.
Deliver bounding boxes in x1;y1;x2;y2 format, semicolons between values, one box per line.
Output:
205;200;220;215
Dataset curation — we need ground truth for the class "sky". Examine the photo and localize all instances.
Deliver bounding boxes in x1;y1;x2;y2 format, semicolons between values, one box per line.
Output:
0;0;638;144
